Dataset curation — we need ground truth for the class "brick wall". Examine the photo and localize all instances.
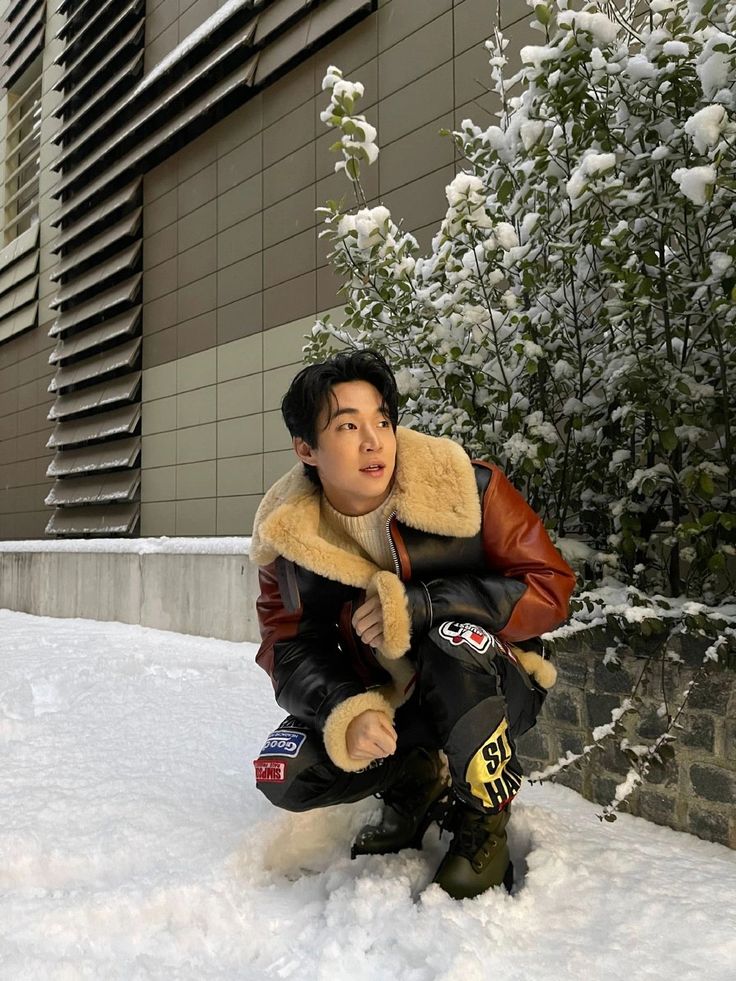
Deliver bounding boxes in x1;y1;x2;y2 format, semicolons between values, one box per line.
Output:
516;626;736;849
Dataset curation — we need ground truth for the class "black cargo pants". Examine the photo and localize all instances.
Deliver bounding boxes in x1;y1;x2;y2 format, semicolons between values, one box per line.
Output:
254;621;546;814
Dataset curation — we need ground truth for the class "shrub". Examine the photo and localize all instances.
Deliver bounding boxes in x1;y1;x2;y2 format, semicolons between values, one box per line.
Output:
307;0;736;603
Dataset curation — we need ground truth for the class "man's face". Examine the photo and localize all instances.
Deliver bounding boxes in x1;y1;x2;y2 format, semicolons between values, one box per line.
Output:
294;379;397;516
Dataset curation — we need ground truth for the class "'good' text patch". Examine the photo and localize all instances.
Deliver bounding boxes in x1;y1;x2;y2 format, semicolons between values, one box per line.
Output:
259;729;306;758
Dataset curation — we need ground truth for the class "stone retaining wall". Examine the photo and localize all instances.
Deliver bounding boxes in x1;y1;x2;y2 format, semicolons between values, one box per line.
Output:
516;626;736;849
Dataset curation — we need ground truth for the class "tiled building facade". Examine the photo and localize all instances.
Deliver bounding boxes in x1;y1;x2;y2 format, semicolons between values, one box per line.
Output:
0;0;533;539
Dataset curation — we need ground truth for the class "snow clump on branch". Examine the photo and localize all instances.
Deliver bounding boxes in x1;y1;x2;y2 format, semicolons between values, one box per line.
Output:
320;66;379;181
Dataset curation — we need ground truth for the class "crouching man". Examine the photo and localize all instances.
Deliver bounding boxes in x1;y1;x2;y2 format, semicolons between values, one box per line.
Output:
250;349;575;899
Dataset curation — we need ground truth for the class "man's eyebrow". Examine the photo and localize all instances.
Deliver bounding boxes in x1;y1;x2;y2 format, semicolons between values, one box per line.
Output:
331;406;389;420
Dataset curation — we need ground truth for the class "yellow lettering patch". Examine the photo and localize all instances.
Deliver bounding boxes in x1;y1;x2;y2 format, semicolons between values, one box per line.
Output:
466;717;522;809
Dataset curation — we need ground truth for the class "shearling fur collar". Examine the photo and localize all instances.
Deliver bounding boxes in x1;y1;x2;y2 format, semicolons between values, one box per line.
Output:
249;426;480;585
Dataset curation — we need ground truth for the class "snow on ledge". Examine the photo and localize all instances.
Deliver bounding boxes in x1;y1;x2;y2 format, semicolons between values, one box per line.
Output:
0;537;252;555
131;0;255;98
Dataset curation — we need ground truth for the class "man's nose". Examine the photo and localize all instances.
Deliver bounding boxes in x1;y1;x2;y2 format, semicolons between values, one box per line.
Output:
362;426;382;449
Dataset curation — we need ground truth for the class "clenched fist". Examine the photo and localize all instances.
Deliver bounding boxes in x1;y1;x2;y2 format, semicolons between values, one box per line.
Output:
346;709;397;762
352;594;384;649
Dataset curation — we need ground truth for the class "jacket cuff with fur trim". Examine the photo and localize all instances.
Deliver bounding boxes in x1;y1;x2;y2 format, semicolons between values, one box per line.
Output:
322;689;396;772
513;648;557;689
367;570;412;659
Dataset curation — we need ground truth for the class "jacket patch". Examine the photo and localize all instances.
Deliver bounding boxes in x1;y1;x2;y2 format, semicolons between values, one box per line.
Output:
259;729;306;758
254;759;287;782
438;621;512;658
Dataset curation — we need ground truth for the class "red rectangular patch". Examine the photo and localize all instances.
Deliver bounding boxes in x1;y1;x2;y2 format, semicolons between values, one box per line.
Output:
254;758;287;782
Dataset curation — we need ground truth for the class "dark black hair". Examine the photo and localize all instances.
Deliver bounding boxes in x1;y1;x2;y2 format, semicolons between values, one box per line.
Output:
281;349;399;487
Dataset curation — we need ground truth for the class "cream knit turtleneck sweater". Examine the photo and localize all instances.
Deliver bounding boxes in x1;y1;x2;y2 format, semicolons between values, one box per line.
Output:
320;486;397;572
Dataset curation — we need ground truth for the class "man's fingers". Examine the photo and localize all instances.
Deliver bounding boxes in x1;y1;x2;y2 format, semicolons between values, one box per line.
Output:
361;627;383;648
347;709;397;760
380;731;397;755
379;719;398;741
352;597;382;630
353;610;383;634
371;723;397;756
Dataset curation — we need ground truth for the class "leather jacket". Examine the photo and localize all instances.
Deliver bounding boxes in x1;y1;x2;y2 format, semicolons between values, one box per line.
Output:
250;427;575;771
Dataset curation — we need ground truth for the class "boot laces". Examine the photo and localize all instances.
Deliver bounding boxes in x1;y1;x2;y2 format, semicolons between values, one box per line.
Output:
449;808;500;867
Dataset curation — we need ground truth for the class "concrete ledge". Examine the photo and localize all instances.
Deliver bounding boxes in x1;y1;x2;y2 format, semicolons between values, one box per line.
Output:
0;544;261;643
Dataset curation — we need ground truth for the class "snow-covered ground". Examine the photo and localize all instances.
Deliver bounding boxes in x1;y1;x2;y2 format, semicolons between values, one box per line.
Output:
1;610;734;980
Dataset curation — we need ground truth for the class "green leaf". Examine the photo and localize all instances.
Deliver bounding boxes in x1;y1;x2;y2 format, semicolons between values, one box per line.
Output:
698;473;715;497
708;552;726;572
660;429;678;452
535;3;550;26
498;181;513;205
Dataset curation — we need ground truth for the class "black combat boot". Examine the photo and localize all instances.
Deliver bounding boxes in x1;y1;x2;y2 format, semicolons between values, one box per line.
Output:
351;747;450;858
432;800;513;899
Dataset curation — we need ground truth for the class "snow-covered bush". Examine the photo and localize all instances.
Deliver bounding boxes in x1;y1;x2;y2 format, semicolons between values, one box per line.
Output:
307;0;736;605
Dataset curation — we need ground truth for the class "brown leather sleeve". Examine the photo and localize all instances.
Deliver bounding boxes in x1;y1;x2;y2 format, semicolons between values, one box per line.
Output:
255;560;301;686
480;464;576;642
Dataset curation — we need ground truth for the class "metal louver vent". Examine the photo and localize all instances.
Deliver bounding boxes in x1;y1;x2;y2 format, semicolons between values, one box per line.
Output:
45;502;139;535
44;0;145;536
47;402;141;449
1;0;46;92
0;221;39;344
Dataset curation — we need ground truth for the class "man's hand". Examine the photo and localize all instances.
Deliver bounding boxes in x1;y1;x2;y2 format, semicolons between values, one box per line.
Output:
346;709;397;761
352;594;384;649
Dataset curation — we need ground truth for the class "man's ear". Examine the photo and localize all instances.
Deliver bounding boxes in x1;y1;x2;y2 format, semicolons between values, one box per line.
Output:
293;436;317;467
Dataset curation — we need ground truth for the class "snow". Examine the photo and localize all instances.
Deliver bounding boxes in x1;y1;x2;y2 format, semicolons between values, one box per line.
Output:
338;206;391;250
0;537;251;554
520;119;545;150
684;104;727;153
697;34;732;99
557;10;619;46
663;40;690;57
624;53;657;81
710;251;733;279
494;221;518;250
320;67;379;179
566;151;618;206
445;173;484;208
671;164;717;204
131;0;255;98
1;608;735;979
520;44;560;69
